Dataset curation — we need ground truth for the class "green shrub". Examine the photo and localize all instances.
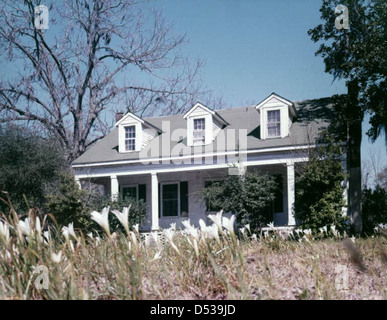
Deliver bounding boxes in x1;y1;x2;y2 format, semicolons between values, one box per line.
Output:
46;173;148;232
362;185;387;235
295;134;349;234
45;171;93;231
202;171;277;230
92;196;148;232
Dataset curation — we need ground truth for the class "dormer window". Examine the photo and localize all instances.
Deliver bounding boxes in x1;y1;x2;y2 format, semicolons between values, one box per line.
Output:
125;126;136;151
116;112;161;153
193;118;206;145
255;93;297;140
183;102;229;147
267;110;281;138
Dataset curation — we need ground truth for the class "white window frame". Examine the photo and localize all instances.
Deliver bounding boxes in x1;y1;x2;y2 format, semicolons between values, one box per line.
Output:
186;108;213;147
193;117;206;146
257;95;293;140
266;109;281;138
121;184;139;200
124;125;136;151
118;118;142;153
160;181;180;218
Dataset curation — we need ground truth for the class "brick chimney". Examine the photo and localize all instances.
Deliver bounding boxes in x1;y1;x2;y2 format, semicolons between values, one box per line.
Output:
115;112;124;123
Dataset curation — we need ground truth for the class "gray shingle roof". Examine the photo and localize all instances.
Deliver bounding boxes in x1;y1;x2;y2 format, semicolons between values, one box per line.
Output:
72;97;333;165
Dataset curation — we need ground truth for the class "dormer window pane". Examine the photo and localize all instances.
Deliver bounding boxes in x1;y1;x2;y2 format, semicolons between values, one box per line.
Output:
125;126;136;151
267;110;281;137
193;118;205;145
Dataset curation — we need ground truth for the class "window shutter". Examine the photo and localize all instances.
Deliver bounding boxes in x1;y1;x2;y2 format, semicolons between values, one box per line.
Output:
158;183;161;218
139;184;146;203
204;181;210;211
180;181;189;217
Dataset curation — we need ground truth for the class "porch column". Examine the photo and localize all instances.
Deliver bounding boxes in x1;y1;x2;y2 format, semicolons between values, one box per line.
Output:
75;177;81;189
111;175;119;201
287;163;296;226
151;173;159;230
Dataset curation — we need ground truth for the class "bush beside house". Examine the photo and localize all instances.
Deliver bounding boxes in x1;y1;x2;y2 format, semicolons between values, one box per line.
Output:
295;135;349;234
202;171;277;231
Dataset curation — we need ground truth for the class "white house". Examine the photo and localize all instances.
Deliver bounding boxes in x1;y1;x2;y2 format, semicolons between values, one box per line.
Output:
72;93;331;230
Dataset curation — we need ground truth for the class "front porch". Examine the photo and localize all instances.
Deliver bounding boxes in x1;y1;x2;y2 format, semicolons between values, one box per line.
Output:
76;163;296;231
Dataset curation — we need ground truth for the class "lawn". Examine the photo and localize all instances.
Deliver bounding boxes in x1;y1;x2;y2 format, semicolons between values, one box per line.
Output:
0;210;386;300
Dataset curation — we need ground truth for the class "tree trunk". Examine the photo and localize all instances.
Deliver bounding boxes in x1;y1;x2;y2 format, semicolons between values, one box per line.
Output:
347;80;363;233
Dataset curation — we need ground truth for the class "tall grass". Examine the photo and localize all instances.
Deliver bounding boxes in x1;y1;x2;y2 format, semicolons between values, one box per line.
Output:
0;207;386;300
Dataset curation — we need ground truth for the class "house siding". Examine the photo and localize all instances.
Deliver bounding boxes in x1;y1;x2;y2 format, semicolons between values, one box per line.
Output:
142;128;157;149
212;119;222;141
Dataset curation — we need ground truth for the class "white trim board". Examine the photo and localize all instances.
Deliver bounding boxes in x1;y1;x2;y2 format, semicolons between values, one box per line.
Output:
74;155;308;179
72;144;315;168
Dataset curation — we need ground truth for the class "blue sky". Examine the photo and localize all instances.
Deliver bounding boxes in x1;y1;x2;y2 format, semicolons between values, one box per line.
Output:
0;0;385;171
155;0;347;105
153;0;387;170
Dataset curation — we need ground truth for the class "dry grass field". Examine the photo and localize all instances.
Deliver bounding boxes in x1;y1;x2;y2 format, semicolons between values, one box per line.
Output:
0;209;386;300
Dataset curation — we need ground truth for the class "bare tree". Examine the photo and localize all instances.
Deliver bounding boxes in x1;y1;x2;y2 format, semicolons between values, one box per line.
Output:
376;167;387;191
0;0;207;163
362;149;383;189
362;159;371;189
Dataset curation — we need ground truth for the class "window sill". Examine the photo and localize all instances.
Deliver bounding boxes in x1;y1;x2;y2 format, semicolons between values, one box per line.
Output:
160;216;184;219
119;149;140;153
264;136;282;140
